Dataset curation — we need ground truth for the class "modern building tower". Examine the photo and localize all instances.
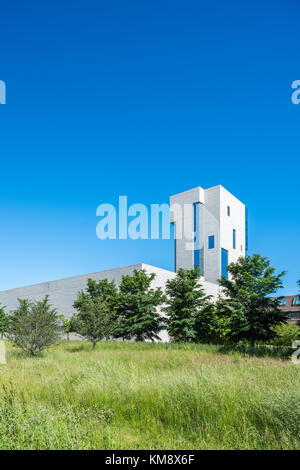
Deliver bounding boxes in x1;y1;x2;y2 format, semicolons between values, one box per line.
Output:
170;185;246;284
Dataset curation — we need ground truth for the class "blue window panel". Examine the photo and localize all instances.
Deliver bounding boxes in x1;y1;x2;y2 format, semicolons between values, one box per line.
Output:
193;202;200;269
293;296;300;306
233;229;236;249
194;249;200;270
221;248;228;279
208;235;215;249
278;297;287;306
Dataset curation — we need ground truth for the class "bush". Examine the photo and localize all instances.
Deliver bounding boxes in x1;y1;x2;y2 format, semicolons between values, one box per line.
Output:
270;323;300;347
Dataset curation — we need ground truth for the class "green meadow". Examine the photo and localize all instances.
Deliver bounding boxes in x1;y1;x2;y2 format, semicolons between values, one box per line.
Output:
0;341;299;450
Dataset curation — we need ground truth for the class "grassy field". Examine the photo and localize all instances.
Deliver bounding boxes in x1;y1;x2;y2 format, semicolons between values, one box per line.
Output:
0;341;299;450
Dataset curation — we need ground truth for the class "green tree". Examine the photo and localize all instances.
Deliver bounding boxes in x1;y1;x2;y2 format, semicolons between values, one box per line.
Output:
8;296;60;356
197;297;231;345
72;296;115;348
115;269;165;341
73;278;117;348
60;314;76;341
219;254;287;346
73;278;117;311
0;304;8;339
164;268;212;343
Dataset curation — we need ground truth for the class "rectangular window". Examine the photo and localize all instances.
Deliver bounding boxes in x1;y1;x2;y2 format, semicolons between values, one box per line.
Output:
208;235;215;249
278;297;287;306
233;229;236;249
227;205;230;216
221;248;228;279
293;296;300;306
193;202;200;270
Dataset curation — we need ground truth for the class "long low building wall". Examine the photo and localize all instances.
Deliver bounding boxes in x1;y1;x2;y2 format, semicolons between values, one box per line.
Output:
0;263;221;341
0;264;173;315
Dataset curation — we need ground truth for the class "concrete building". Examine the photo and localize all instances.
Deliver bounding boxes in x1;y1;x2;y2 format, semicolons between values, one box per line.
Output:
170;185;247;283
0;264;174;317
0;185;247;336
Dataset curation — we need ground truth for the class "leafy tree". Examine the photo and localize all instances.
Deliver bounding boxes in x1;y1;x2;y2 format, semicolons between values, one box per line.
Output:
72;296;115;348
8;296;60;356
164;268;212;343
60;314;76;341
270;322;300;347
73;278;118;348
197;298;231;345
218;254;287;346
115;269;165;341
73;278;117;311
0;304;8;339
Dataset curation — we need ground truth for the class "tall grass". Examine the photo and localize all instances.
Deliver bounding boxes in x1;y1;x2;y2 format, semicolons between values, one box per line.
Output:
0;341;299;449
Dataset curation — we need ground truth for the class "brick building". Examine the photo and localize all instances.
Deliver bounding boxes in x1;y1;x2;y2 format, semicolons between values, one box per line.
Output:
276;295;300;322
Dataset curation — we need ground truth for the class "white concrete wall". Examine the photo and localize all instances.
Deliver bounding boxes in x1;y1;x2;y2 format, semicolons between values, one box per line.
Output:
170;187;205;271
0;264;176;317
219;186;246;267
203;186;221;283
170;184;246;284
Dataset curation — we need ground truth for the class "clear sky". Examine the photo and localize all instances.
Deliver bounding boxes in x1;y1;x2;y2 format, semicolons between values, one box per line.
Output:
0;0;299;295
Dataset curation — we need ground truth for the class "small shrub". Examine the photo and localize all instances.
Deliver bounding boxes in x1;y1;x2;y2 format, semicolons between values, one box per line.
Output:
270;322;300;347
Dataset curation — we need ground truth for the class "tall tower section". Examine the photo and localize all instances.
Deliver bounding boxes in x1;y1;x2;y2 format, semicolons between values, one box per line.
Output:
170;185;246;284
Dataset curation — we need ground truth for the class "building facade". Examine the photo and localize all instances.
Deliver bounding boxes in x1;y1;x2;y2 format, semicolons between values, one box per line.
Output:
275;295;300;323
0;185;247;332
170;185;247;283
0;264;173;316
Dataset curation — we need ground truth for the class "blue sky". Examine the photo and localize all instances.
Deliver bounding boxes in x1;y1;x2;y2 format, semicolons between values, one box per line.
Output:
0;0;299;295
